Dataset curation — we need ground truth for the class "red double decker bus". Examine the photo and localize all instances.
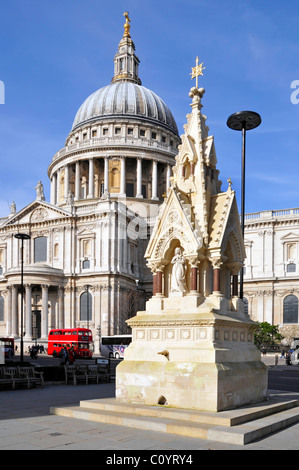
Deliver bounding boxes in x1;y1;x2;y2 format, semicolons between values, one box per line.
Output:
48;328;93;359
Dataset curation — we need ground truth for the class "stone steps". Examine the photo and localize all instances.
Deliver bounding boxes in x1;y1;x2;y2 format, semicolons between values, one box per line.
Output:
50;392;299;445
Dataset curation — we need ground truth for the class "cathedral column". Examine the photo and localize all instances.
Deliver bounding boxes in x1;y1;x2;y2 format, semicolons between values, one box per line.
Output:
56;170;60;204
120;157;126;195
75;161;80;200
104;157;109;192
136;157;143;198
51;174;57;205
41;284;49;339
151;160;158;200
24;284;32;340
166;164;171;190
64;165;69;201
11;285;18;337
87;158;94;198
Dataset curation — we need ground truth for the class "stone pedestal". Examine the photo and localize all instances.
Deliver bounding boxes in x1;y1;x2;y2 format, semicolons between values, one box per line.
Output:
116;297;268;412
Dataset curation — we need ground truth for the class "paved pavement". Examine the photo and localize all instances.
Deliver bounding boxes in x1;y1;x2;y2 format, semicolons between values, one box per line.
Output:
1;354;299;452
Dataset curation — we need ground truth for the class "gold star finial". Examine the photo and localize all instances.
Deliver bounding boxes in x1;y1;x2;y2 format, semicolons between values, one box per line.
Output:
190;57;205;88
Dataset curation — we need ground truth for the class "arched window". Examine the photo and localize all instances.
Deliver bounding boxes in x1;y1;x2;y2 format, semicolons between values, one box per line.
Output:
34;236;47;263
283;295;298;324
0;296;4;321
80;291;92;322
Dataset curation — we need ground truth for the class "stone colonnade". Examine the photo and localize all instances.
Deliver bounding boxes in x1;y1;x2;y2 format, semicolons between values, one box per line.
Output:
50;156;172;205
5;283;64;340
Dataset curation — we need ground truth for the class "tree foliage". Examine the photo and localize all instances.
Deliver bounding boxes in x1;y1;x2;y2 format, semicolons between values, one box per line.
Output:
254;322;284;348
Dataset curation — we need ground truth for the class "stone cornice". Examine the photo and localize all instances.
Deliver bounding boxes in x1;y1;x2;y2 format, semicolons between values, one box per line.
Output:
127;313;256;329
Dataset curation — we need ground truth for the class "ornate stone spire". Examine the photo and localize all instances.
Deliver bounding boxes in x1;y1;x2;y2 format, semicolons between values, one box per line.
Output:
116;57;264;416
111;12;141;85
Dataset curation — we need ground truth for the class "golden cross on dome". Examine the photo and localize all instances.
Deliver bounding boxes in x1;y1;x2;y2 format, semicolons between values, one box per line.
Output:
123;11;131;37
190;57;205;88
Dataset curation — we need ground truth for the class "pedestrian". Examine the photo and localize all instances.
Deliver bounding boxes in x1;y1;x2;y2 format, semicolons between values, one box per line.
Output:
32;346;38;359
262;347;266;356
280;349;285;359
275;354;278;366
68;347;75;365
61;347;69;366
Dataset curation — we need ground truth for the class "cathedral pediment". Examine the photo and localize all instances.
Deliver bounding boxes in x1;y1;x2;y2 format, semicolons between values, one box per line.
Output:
2;200;72;227
280;232;299;241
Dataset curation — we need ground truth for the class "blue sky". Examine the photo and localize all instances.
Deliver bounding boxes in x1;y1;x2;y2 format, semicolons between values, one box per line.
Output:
0;0;299;217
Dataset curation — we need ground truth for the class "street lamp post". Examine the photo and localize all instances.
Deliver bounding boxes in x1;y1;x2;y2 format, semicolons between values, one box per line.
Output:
14;233;31;363
227;111;261;300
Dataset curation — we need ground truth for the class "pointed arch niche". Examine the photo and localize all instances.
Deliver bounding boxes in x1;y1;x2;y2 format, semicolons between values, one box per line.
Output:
162;238;191;298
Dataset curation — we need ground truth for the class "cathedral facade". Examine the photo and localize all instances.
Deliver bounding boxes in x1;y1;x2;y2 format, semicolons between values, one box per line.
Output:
0;15;180;352
243;208;299;344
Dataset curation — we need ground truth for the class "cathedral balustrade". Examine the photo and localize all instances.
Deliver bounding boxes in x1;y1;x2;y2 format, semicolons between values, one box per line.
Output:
52;135;177;163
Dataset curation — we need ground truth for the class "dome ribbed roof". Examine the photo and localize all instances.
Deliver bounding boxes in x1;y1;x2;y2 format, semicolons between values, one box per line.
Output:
71;82;178;135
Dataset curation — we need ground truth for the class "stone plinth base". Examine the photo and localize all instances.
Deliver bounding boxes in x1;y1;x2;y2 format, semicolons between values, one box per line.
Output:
116;359;267;412
115;304;268;412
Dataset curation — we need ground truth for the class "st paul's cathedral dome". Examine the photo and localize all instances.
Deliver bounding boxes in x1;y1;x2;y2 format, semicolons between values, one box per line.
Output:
72;82;178;135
